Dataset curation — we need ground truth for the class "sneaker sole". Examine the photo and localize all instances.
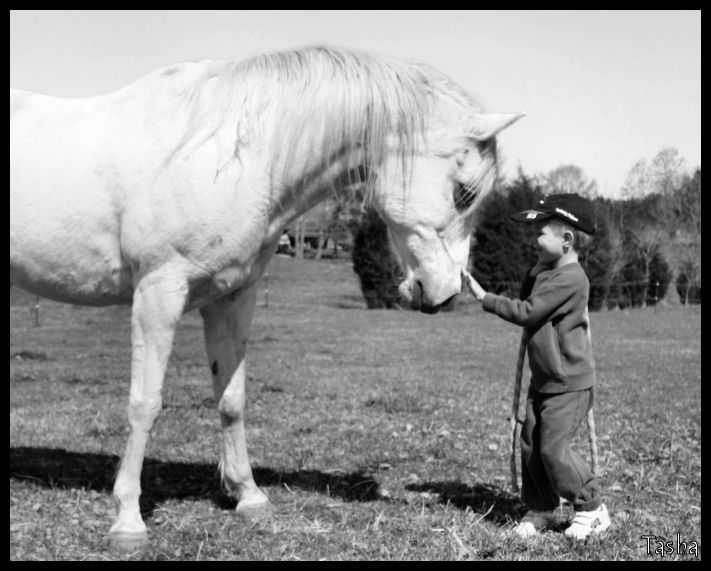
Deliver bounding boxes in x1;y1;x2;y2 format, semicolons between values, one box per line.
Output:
564;518;611;540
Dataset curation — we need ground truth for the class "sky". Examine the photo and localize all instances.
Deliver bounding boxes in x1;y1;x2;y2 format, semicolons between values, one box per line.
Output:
10;10;700;198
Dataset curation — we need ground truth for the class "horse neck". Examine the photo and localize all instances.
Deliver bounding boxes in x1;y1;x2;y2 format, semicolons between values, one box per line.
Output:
266;147;366;237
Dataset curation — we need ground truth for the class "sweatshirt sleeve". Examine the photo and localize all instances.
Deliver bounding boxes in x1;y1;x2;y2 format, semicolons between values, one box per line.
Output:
481;268;582;328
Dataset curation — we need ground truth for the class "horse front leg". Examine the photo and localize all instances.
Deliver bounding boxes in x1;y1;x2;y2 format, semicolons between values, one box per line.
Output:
200;285;272;522
109;274;188;551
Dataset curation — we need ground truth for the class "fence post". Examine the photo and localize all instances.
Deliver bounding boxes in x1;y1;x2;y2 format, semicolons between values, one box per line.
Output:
264;272;269;308
33;296;40;327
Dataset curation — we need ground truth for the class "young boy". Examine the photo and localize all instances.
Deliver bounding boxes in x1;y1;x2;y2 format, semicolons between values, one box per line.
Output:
462;193;610;540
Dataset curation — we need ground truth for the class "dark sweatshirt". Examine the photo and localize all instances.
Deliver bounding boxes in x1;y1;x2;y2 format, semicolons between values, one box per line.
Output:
482;262;596;393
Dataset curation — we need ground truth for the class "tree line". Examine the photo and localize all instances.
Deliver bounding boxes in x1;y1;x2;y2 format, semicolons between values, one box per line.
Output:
349;147;700;310
468;164;700;310
287;147;700;310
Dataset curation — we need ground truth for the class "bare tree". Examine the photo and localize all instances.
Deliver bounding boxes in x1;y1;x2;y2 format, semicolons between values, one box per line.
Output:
621;158;651;199
293;215;306;259
627;224;666;309
601;220;628;309
661;169;701;305
677;245;701;305
622;149;687;199
541;164;598;198
649;147;687;195
621;148;695;306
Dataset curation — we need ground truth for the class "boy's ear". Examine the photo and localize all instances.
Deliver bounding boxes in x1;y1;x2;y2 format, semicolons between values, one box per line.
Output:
563;230;575;247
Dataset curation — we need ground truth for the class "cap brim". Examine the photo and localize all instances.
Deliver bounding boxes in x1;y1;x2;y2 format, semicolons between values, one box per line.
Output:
509;209;554;224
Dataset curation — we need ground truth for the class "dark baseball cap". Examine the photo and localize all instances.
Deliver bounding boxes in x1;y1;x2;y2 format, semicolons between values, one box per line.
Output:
510;193;596;235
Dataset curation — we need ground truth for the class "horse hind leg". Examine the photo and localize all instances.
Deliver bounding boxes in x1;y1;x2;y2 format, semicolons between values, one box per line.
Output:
200;286;273;523
109;274;188;551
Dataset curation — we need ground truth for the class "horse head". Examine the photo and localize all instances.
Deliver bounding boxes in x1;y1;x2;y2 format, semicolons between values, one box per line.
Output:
373;111;525;313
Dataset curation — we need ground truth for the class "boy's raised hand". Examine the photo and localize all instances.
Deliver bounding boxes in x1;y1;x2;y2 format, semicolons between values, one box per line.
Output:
461;268;487;302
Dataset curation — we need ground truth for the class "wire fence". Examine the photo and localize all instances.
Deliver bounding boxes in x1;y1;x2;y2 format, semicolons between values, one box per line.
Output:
349;275;698;312
12;277;695;329
351;278;665;289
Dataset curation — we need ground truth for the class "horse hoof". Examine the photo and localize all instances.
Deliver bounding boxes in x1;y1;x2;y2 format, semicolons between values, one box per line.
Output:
109;530;149;552
236;502;275;526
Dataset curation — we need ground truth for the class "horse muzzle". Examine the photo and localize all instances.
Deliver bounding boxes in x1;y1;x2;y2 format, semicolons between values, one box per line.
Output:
399;279;459;314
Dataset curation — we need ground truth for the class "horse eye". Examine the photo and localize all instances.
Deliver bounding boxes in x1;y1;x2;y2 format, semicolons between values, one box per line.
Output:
453;147;469;167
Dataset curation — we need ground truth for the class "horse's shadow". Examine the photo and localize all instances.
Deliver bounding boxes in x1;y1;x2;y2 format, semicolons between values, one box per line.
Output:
11;446;524;524
10;446;383;518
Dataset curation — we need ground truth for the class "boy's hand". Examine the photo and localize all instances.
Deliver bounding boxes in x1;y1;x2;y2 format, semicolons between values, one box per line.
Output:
461;268;487;302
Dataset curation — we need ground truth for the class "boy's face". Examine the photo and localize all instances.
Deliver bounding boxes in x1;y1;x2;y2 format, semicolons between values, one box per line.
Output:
534;221;571;265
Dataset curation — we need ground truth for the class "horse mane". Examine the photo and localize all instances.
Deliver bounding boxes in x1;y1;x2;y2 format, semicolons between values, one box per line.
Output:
171;46;486;199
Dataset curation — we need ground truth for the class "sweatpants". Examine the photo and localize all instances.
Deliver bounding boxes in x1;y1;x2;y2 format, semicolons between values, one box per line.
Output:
520;387;601;513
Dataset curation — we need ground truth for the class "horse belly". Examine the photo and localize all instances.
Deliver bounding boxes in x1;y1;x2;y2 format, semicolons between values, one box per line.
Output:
11;236;133;306
10;170;134;306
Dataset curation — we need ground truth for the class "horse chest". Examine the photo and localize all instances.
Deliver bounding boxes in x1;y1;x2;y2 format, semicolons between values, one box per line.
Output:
186;248;271;309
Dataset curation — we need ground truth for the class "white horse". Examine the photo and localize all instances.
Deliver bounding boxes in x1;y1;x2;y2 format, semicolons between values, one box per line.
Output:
10;46;523;549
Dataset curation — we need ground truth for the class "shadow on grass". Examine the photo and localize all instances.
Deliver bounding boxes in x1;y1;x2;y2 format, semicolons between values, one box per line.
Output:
328;295;368;310
406;480;526;526
10;446;381;518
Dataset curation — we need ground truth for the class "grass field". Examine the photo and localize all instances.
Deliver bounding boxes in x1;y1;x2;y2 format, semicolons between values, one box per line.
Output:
10;255;701;561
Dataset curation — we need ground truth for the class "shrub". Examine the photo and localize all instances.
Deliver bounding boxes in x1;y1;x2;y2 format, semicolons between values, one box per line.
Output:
351;209;403;309
470;174;542;299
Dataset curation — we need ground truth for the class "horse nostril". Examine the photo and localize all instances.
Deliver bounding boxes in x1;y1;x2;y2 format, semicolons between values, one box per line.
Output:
414;280;425;301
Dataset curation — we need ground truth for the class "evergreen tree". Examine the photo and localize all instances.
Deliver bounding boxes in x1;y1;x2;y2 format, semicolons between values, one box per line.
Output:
583;199;615;310
470;172;543;298
351;209;403;309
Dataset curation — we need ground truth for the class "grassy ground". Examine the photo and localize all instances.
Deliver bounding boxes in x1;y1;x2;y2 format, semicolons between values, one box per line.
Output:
10;256;701;560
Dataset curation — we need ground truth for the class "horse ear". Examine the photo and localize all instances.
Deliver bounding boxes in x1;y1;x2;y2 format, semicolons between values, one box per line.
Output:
464;112;526;141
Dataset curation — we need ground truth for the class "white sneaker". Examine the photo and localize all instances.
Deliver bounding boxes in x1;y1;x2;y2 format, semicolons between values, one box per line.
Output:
564;504;611;540
513;521;539;538
514;509;562;538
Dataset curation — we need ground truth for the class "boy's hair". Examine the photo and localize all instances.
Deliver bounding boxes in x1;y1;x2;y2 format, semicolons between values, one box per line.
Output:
547;219;594;252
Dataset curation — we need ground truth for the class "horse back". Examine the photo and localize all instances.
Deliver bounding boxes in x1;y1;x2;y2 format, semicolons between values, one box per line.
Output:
10;66;269;308
10;89;139;305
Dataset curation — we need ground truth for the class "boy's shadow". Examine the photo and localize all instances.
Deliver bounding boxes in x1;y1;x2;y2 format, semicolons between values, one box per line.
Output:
406;480;527;525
